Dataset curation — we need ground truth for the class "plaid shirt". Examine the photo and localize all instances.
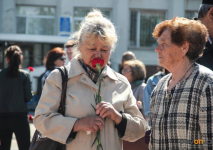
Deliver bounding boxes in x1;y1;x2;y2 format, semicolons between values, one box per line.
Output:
150;64;213;150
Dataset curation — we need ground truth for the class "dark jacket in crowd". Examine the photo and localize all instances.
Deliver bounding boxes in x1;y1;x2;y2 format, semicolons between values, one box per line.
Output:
36;72;45;99
196;41;213;70
36;69;53;99
0;68;33;115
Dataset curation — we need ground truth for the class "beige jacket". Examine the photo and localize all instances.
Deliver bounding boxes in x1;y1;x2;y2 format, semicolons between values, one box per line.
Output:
34;55;147;150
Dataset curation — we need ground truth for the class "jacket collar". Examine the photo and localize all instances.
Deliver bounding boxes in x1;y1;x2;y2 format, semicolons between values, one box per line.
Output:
67;54;118;81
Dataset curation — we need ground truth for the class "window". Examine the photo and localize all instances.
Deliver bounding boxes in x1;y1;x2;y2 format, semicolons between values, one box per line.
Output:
73;8;111;31
16;6;56;35
129;10;166;47
185;11;198;19
0;42;64;69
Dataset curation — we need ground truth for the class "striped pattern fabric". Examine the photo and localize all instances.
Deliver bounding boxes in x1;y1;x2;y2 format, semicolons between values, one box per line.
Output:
150;64;213;150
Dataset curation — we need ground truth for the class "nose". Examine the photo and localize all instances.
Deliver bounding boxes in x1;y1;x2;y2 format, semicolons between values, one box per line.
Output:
155;45;161;53
95;51;101;58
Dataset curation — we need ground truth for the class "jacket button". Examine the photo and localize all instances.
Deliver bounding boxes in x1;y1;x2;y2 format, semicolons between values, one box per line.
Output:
82;77;86;81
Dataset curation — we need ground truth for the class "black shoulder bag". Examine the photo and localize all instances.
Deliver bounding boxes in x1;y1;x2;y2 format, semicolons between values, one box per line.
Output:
29;66;68;150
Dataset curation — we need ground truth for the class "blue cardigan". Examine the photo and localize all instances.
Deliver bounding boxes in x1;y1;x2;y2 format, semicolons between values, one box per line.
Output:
143;71;165;124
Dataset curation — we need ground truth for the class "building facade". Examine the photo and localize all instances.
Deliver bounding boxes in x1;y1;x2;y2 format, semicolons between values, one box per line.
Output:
0;0;201;91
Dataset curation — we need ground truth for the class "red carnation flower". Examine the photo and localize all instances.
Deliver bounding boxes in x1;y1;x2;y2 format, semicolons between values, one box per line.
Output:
91;58;104;68
28;66;34;72
28;115;34;122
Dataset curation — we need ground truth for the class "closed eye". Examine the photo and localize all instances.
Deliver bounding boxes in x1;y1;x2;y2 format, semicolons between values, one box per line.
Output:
101;49;110;53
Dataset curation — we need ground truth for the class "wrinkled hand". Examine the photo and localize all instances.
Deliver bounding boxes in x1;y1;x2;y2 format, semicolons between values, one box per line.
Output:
96;101;122;125
73;116;104;133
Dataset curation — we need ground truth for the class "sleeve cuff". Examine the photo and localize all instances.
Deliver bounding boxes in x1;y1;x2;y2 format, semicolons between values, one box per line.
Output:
68;128;77;139
115;111;127;138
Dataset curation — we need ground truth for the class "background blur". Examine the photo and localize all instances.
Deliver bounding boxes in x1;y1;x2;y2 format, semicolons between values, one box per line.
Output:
0;0;201;93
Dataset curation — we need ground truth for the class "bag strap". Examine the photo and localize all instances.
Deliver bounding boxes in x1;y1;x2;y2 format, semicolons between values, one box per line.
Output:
57;66;68;116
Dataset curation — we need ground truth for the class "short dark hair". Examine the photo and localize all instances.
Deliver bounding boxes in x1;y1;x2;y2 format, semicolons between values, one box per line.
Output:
122;51;136;63
65;40;78;48
198;4;213;19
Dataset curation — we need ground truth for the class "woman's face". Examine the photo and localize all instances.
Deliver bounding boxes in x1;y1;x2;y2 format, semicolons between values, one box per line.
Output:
155;29;184;71
79;38;111;72
122;65;134;83
54;55;66;67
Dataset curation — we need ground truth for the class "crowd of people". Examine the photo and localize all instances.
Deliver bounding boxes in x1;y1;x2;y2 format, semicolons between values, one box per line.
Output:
0;0;213;149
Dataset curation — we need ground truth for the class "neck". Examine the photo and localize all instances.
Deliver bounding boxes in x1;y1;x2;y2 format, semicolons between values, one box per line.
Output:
167;57;194;90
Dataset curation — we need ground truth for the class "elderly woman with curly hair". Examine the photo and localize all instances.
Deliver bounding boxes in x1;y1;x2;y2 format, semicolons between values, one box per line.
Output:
150;17;213;149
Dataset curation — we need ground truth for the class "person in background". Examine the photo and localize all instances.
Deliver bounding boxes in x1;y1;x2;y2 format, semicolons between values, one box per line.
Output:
195;0;213;70
36;47;66;99
119;51;136;73
122;59;149;150
33;9;146;150
65;39;78;61
143;67;167;124
122;60;146;116
0;45;33;150
150;16;212;149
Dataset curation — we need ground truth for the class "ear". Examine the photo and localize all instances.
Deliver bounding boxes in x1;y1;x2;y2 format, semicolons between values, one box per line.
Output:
182;42;189;56
79;41;83;53
207;7;213;21
5;57;9;63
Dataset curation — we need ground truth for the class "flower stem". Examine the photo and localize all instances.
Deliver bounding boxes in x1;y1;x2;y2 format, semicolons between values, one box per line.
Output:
91;63;103;150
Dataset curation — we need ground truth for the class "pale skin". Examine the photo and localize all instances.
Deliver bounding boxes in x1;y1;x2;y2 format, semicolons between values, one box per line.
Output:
67;47;73;61
122;65;134;83
155;29;193;91
73;37;122;133
54;55;66;67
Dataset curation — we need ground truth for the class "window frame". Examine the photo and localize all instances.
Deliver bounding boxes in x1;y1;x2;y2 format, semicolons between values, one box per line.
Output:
185;10;198;19
72;7;112;32
128;9;167;49
16;5;56;35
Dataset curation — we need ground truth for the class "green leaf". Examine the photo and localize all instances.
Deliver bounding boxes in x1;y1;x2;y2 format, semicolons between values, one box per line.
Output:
91;104;96;112
100;144;103;150
91;134;99;147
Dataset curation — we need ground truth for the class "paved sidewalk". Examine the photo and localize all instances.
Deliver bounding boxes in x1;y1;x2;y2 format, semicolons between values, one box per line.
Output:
11;123;36;150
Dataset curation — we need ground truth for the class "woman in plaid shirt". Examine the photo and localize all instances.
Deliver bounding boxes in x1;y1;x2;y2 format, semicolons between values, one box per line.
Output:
150;17;213;149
